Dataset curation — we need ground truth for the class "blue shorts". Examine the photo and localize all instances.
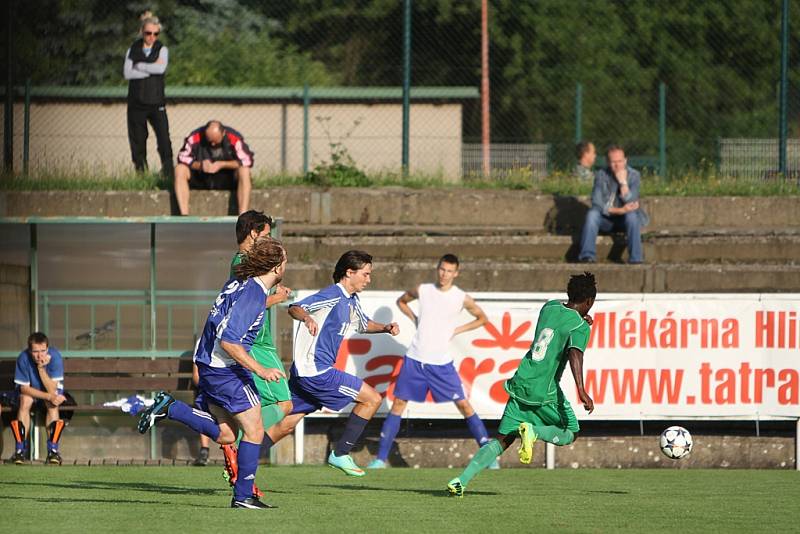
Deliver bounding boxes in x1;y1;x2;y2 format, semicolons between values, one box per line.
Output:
195;363;260;415
393;356;465;403
289;367;363;414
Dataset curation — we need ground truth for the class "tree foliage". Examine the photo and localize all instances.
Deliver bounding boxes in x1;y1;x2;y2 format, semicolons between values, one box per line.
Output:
6;0;800;169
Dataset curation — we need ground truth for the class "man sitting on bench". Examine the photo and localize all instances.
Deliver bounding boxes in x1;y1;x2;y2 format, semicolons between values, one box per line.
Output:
9;332;70;465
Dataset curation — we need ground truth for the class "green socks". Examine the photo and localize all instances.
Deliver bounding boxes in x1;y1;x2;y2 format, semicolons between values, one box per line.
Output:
533;426;575;446
459;439;504;486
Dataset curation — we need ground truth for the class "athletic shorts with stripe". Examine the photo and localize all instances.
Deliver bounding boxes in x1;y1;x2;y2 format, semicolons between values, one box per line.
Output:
497;388;580;436
250;346;291;405
393;355;465;403
195;362;260;414
288;367;363;414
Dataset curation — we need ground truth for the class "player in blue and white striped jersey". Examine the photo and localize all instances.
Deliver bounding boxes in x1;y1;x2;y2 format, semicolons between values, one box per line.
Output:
137;237;287;510
260;250;400;477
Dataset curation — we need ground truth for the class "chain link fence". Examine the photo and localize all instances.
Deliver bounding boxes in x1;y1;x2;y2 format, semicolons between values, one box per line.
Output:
2;0;799;180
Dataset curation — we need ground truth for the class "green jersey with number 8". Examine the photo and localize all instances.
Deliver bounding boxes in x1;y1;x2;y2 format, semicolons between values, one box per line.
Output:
504;299;590;406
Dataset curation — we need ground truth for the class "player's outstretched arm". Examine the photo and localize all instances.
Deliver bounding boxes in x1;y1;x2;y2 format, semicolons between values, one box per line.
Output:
568;347;594;413
288;304;317;335
396;287;419;325
453;295;488;336
365;320;400;336
220;340;285;382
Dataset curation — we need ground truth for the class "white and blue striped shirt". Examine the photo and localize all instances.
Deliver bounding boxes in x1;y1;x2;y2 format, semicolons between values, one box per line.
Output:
194;277;269;368
291;283;370;377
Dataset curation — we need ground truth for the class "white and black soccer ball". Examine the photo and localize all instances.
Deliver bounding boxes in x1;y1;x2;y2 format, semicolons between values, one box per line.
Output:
659;426;693;460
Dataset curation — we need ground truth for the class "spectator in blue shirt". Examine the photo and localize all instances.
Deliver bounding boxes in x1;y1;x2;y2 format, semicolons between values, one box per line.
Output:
578;145;648;264
10;332;69;465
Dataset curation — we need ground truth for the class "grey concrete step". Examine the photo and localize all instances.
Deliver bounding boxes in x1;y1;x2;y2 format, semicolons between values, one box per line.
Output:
283;260;800;293
280;230;800;265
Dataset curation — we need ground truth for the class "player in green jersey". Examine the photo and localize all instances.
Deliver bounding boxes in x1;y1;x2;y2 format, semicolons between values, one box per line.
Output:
220;211;293;491
447;272;597;497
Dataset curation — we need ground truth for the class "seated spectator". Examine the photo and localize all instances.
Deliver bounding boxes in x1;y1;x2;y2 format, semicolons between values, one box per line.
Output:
174;120;255;215
574;141;596;181
10;332;72;465
578;145;647;264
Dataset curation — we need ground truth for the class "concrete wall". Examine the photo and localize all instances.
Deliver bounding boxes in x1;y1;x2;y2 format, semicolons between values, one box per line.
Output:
2;189;800;231
0;265;29;351
0;102;462;177
1;417;794;469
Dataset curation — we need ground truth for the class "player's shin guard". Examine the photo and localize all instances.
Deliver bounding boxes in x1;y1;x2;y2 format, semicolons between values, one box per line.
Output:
459;439;504;486
10;420;26;452
465;414;490;446
376;413;402;462
532;426;575;446
47;420;65;452
233;441;260;502
167;401;221;442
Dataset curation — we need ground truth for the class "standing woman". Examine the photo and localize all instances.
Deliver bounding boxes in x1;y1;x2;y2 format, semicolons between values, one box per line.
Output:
123;12;173;178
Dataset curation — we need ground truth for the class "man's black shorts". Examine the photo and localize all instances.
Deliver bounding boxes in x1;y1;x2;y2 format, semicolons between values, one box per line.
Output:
0;390;76;423
188;169;237;191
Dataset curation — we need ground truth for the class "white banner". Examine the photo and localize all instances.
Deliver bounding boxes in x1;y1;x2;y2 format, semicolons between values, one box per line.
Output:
293;291;800;420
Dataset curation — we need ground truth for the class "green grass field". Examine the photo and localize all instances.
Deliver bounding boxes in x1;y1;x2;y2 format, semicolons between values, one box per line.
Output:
1;465;798;533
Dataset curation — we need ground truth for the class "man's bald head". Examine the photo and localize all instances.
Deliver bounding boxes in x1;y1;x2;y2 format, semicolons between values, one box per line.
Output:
205;120;224;146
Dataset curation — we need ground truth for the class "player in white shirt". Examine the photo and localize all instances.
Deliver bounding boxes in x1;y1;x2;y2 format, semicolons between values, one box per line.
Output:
368;254;492;468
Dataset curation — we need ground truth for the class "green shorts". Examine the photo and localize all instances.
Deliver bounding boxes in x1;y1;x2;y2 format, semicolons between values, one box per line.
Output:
250;345;291;405
497;392;580;436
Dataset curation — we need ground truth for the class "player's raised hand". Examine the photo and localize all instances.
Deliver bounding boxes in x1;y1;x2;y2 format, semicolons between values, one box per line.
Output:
304;315;318;336
384;322;400;336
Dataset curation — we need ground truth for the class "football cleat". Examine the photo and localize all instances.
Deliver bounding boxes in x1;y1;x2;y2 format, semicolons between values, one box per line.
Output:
46;451;63;465
193;448;209;466
366;458;387;469
327;451;365;477
10;450;26;465
446;477;464;498
230;496;277;509
517;422;538;464
137;391;174;434
221;444;238;485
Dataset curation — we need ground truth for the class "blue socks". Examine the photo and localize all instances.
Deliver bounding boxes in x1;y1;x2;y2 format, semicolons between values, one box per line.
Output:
376;413;402;461
465;413;490;446
234;441;260;501
167;401;221;442
334;413;369;457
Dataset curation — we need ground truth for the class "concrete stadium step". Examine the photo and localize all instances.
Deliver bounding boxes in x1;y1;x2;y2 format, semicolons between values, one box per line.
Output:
281;226;800;265
284;260;800;293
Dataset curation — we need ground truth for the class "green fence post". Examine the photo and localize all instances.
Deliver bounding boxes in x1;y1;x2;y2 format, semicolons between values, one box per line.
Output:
3;0;13;173
29;223;38;333
659;82;667;178
778;0;789;175
402;0;412;176
150;223;157;352
303;83;310;175
23;78;30;174
575;82;583;144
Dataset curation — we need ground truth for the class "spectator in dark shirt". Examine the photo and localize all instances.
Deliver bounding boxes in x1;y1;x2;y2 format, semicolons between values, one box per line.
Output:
174;120;255;215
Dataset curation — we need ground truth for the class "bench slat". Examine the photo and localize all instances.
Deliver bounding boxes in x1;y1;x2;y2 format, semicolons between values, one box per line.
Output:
66;376;191;391
65;358;194;374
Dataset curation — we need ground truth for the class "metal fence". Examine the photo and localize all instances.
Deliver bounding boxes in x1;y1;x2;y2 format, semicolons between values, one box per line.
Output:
2;0;799;179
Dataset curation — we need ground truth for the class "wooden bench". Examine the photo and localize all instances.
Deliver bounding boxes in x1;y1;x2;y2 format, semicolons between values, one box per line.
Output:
1;356;195;417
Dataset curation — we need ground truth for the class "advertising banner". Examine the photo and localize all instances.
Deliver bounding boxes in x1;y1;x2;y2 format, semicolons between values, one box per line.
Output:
293;291;799;420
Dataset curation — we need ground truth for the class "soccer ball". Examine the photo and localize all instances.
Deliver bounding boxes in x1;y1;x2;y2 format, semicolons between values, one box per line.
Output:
659;426;693;460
